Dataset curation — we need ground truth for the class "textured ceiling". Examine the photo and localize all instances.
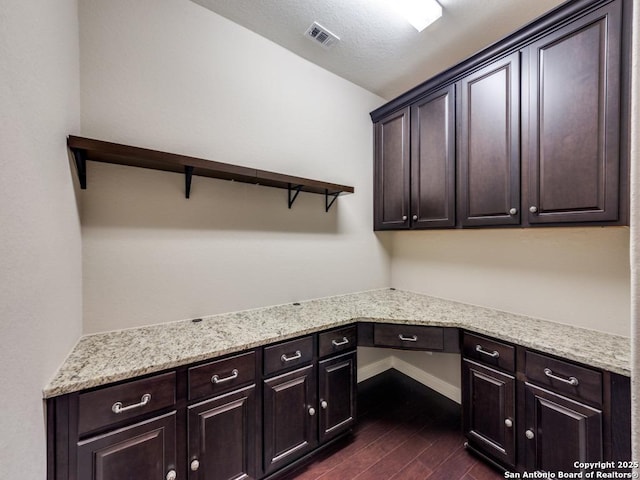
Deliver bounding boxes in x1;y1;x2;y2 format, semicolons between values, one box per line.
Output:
190;0;566;100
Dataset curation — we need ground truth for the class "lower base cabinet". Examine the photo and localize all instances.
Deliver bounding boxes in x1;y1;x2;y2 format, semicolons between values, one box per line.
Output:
524;383;603;472
262;332;357;477
462;331;629;475
188;385;257;480
49;324;629;480
263;364;318;475
462;359;516;468
50;329;359;480
318;352;357;444
77;412;177;480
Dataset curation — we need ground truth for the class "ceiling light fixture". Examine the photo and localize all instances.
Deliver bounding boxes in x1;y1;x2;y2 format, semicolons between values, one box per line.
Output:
387;0;443;32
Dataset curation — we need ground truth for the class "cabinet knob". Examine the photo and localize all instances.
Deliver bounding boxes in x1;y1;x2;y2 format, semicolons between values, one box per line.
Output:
190;459;200;471
525;429;535;440
504;418;513;428
321;400;328;409
402;215;408;221
308;407;316;416
166;470;177;480
529;206;538;213
412;215;418;221
509;208;517;215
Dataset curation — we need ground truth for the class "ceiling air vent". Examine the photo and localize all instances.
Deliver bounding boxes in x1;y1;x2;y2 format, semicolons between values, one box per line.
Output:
305;22;340;49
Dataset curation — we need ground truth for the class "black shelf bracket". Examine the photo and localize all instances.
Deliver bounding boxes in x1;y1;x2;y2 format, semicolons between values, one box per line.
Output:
184;166;194;199
72;149;87;189
325;190;340;212
288;184;303;209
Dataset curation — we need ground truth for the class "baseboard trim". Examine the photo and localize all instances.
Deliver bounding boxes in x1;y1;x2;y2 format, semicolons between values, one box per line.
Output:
357;355;461;404
391;356;461;404
357;357;393;383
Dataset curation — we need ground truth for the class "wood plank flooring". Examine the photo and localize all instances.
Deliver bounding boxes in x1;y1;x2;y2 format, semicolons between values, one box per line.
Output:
279;370;505;480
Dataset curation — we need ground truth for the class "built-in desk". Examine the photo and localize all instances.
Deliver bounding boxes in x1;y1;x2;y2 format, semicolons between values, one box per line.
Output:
44;289;631;479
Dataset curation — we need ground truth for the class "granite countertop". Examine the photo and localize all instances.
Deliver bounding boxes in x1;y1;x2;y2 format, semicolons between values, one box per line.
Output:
43;289;631;398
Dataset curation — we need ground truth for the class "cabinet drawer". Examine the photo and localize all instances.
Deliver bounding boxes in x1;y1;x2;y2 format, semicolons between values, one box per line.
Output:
373;324;444;351
462;332;515;372
188;351;256;401
525;351;602;406
318;326;357;358
264;336;314;376
78;371;176;435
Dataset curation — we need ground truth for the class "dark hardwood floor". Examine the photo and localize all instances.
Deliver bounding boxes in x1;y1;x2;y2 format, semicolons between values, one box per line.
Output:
279;370;505;480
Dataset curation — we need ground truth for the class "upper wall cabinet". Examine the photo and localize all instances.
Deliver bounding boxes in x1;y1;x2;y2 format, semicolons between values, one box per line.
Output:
371;0;629;230
458;53;520;227
522;0;622;224
374;85;456;230
411;85;456;229
374;108;410;230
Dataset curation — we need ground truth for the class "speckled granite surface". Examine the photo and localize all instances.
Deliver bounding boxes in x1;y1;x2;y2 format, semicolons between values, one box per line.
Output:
43;289;631;398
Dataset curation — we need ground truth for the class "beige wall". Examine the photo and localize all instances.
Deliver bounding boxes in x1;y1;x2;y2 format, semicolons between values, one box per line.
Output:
390;227;630;336
79;0;390;333
0;0;82;477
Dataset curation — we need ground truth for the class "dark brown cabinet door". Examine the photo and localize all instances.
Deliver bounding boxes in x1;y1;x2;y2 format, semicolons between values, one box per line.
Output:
374;107;410;230
462;359;516;468
263;365;317;474
188;385;257;480
318;352;356;444
524;383;603;473
77;412;176;480
458;52;520;226
524;1;622;224
411;85;456;228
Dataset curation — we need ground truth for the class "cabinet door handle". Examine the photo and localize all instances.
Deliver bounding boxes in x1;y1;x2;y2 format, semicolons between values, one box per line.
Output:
321;400;328;409
543;368;579;386
112;393;152;414
525;429;535;440
332;337;349;347
529;206;538;213
190;459;200;471
398;334;418;342
475;345;500;358
211;369;239;384
509;208;518;215
412;215;418;221
402;215;408;221
308;407;316;416
166;469;177;480
504;418;513;428
281;350;302;363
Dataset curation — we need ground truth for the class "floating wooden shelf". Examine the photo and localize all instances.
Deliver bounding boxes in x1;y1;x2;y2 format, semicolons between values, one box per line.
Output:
67;136;354;211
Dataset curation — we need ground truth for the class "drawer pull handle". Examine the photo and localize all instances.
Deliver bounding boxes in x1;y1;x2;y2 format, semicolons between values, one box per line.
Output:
475;345;500;358
112;393;152;414
332;337;350;347
398;334;418;342
211;369;239;384
281;350;302;363
544;368;579;386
